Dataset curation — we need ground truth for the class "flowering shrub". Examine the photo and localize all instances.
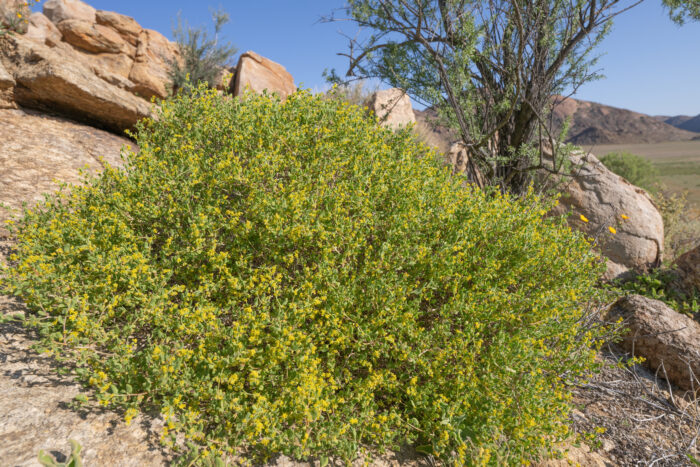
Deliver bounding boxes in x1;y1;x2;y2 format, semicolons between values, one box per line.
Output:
2;85;609;464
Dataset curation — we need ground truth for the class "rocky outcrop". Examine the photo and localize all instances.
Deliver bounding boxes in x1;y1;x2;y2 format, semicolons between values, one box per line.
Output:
128;28;178;100
607;294;700;391
233;50;295;99
550;152;664;280
674;245;700;297
0;33;153;132
366;88;416;129
43;0;96;24
0;0;181;132
0;108;132;232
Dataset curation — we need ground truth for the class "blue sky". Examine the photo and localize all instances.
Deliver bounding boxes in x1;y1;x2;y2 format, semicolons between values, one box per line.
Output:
41;1;700;116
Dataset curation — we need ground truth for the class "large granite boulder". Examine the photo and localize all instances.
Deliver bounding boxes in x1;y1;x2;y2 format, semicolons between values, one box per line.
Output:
233;50;295;99
56;18;133;55
0;33;152;132
43;0;96;24
674;244;700;297
366;88;416;129
551;151;664;280
607;294;700;391
0;0;181;131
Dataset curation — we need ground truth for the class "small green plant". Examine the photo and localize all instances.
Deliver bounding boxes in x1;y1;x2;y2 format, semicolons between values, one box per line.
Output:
617;268;700;317
38;440;83;467
600;151;660;193
168;8;237;94
0;0;39;36
3;84;613;464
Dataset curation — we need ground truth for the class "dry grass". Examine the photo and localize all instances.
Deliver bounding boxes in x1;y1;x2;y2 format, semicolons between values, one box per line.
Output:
571;346;700;466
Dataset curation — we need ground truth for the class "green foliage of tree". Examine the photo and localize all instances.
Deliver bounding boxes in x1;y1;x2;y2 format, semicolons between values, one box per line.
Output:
663;0;700;24
599;151;660;193
2;85;612;463
168;8;237;94
327;0;698;194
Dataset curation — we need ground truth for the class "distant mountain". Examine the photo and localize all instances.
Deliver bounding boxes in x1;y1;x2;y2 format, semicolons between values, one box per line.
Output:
415;98;699;149
665;114;700;133
657;115;694;127
551;97;698;145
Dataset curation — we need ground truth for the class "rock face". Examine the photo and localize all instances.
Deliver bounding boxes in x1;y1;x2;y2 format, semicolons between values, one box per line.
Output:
24;12;63;46
0;33;152;132
550;152;664;280
0;0;181;132
366;88;416;129
129;28;179;100
674;245;700;296
607;294;700;391
0;108;132;232
233;50;295;99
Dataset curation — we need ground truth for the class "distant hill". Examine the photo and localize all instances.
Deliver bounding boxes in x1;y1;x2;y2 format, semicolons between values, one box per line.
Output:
415;98;699;150
663;114;700;133
551;97;698;146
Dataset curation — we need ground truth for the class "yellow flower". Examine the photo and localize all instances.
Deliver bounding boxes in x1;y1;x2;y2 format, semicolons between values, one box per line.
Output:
579;214;589;223
621;214;629;220
16;12;22;18
608;226;617;234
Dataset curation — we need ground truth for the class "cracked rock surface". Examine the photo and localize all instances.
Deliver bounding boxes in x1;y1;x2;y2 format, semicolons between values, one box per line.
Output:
0;108;133;235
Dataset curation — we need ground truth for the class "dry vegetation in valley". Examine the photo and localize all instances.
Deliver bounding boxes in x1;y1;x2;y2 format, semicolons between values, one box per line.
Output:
590;140;700;212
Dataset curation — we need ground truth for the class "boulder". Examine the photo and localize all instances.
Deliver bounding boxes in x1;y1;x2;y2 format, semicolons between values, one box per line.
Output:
607;294;700;391
0;0;30;34
129;28;179;99
446;142;485;186
0;33;152;132
56;18;131;55
0;108;132;231
24;12;62;46
674;244;700;296
43;0;96;24
95;10;141;46
233;51;295;100
366;88;416;129
550;151;664;280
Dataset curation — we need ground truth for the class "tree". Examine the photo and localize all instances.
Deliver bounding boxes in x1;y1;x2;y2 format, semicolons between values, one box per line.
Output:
168;8;238;94
326;0;698;194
